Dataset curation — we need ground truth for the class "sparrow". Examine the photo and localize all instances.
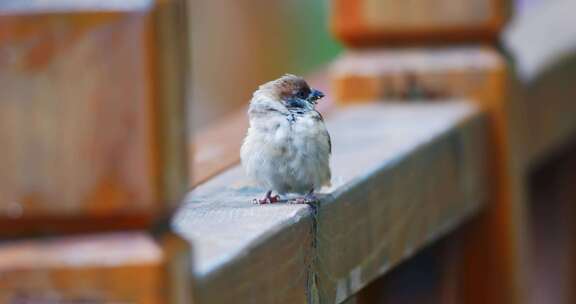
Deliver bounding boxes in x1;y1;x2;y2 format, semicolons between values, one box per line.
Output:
240;74;331;204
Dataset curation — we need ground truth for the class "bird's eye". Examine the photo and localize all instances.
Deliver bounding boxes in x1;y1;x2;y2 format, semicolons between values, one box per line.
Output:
296;89;309;99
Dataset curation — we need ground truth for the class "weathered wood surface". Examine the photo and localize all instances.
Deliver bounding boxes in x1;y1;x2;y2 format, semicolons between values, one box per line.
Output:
0;0;189;235
0;232;193;304
331;0;508;46
314;104;486;304
330;44;529;304
175;167;314;304
331;46;505;105
507;6;576;299
173;101;487;304
501;0;576;168
518;59;576;168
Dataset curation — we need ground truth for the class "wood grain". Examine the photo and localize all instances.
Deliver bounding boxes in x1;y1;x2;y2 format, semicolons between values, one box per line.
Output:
0;232;193;304
0;0;189;236
331;46;506;105
331;0;509;46
314;103;487;304
173;102;487;304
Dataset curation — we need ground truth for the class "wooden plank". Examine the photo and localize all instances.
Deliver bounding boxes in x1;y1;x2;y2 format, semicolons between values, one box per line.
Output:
342;45;529;304
331;0;509;46
314;104;487;303
173;102;487;303
331;46;506;105
519;58;576;167
175;170;314;304
504;0;576;167
0;232;193;303
0;0;189;236
505;5;576;297
332;45;527;304
331;46;526;304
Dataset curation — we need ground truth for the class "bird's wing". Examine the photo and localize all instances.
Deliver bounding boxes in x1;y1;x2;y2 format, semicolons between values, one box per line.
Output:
314;110;331;154
328;131;332;155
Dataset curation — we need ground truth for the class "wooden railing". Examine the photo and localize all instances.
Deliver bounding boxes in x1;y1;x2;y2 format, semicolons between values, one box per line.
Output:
1;0;576;304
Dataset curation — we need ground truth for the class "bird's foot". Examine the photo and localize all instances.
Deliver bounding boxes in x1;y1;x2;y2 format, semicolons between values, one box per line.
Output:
253;192;280;205
290;193;318;204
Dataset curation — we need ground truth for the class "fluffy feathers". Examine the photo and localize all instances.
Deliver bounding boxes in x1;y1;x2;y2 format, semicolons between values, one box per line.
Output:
241;75;331;200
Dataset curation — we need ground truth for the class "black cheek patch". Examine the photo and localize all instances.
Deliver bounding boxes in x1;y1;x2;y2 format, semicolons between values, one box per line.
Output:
286;98;307;109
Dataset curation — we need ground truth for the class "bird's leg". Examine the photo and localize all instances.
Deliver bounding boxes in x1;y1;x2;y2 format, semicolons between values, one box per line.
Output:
304;189;318;202
291;189;318;204
269;192;280;203
254;190;280;204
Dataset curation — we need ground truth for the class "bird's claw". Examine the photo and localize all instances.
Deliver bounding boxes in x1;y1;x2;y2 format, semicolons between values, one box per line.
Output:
289;194;318;204
253;190;319;205
253;194;280;205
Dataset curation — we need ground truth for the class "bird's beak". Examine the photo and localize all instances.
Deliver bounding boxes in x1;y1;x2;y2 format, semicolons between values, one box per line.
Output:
308;89;325;104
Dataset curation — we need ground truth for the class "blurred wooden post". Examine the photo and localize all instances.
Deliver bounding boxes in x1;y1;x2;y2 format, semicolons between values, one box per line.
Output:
355;238;463;304
332;0;509;47
0;0;189;236
330;0;526;303
0;0;194;302
0;232;193;303
331;47;506;105
457;53;527;304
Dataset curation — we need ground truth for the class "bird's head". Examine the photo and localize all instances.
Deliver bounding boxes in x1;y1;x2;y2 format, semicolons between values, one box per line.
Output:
255;74;325;111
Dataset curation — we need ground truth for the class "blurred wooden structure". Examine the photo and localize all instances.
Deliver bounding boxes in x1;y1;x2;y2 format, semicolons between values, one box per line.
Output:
332;47;505;104
177;102;486;304
0;0;189;236
331;0;528;303
0;232;191;303
331;0;509;46
0;1;193;303
2;0;576;303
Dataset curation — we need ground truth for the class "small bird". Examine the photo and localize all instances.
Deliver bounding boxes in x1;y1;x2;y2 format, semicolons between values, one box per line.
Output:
241;74;331;204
